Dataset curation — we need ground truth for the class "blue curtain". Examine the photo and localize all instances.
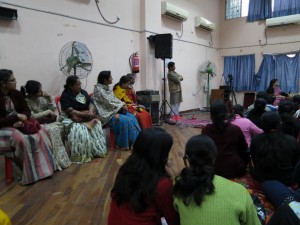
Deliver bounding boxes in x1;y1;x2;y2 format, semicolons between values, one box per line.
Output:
274;54;299;93
247;0;272;22
254;53;300;93
254;54;275;92
223;54;255;91
273;0;300;17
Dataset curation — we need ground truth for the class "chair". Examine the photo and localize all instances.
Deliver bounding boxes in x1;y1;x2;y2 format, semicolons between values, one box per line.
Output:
55;96;61;114
5;156;13;183
0;151;13;184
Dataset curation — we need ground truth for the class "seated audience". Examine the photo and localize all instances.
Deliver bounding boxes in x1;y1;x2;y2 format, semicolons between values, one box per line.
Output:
21;80;71;170
292;94;300;119
278;100;300;139
230;104;263;147
265;95;277;111
113;75;152;129
173;134;261;225
266;79;288;106
250;111;300;188
246;91;269;114
201;100;249;178
0;69;55;185
60;76;107;163
92;70;141;150
126;73;145;109
262;169;300;225
247;98;267;129
108;127;179;225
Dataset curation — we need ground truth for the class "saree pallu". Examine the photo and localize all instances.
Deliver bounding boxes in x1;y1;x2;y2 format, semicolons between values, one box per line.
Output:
108;112;141;149
0;127;56;185
67;120;107;163
43;122;71;170
127;105;153;129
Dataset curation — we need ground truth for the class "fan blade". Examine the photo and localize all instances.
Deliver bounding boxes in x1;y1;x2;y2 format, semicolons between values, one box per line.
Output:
207;61;211;68
77;63;92;71
66;56;79;73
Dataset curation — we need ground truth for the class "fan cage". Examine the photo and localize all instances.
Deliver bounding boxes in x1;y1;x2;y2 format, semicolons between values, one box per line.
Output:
59;41;93;79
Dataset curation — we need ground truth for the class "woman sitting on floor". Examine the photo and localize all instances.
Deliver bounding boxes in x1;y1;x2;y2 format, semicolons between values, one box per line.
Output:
230;104;263;147
60;76;107;163
92;70;141;150
250;111;300;189
21;80;71;170
173;134;261;225
108;127;179;225
0;69;56;185
113;75;152;129
201;99;249;178
247;98;267;129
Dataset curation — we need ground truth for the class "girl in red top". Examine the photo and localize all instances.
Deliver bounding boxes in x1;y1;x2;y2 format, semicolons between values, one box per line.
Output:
108;127;179;225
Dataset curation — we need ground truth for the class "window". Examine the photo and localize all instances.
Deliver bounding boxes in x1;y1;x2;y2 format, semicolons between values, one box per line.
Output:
226;0;274;19
225;0;241;19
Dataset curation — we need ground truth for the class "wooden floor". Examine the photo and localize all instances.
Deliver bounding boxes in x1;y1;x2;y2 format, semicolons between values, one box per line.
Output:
0;112;209;225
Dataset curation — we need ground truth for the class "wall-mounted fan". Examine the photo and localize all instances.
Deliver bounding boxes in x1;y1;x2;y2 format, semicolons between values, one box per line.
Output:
59;41;93;79
199;60;217;109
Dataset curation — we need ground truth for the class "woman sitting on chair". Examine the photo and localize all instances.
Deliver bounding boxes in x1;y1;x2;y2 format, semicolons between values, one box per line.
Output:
0;69;56;185
60;76;107;163
93;70;141;150
113;75;152;129
21;80;71;170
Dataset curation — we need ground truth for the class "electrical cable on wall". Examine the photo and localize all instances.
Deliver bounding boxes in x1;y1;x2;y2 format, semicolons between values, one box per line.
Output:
259;27;268;46
176;22;183;38
209;32;213;46
95;0;120;24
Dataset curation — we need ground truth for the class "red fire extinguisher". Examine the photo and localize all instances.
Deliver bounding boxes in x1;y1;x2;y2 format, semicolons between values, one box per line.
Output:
129;52;140;73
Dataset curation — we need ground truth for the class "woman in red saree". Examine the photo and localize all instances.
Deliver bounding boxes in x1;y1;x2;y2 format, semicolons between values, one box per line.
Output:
113;75;152;129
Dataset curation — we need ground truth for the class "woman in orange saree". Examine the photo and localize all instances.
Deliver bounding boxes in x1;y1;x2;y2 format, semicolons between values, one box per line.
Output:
113;75;152;129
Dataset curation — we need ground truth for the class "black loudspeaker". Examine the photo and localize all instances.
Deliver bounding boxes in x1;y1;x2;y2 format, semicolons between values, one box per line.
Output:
0;7;18;20
155;33;173;59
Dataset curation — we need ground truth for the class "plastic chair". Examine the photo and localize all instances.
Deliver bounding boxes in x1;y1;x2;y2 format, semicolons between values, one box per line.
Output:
5;156;13;184
55;96;61;114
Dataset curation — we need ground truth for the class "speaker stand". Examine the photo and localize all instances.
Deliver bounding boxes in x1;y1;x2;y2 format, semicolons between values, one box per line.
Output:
159;58;175;122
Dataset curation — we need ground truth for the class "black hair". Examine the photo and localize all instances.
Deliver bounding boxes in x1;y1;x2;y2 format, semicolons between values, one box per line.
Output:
278;100;299;138
254;98;267;112
265;95;276;105
113;75;131;90
256;91;268;99
210;99;229;131
232;104;244;117
173;135;216;206
261;111;281;133
20;80;41;96
64;76;79;89
255;111;286;167
269;79;278;87
97;71;111;84
293;95;300;105
126;73;135;80
0;69;13;86
111;127;173;213
168;61;175;70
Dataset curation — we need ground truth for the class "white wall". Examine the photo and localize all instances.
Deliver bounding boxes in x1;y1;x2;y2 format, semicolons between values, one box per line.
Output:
0;0;221;112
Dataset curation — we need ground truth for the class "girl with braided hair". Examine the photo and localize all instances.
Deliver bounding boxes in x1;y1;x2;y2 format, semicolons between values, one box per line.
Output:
173;135;261;225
